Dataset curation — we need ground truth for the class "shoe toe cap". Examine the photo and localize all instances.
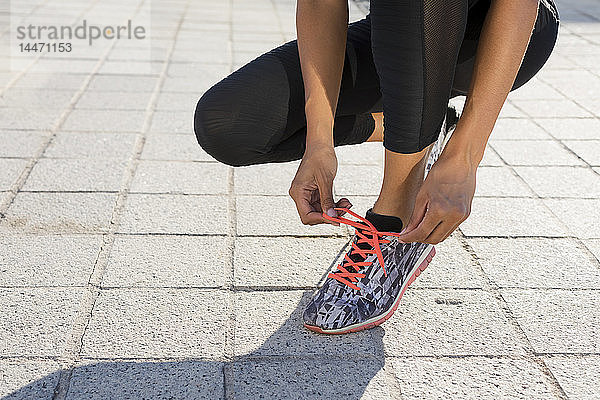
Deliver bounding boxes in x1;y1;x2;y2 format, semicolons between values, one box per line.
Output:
302;300;319;326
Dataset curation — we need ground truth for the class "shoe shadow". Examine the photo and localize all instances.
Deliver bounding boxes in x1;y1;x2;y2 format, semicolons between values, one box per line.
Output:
3;290;387;399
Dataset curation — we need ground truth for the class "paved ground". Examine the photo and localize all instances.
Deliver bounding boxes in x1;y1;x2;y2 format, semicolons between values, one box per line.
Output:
1;0;599;398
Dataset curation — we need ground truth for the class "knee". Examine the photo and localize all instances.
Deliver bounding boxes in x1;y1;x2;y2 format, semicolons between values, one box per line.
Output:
194;90;247;167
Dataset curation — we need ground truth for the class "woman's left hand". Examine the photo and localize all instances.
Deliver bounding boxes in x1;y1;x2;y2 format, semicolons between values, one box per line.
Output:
397;154;477;244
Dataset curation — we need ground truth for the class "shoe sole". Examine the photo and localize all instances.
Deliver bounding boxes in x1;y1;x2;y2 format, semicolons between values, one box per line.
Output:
304;245;435;335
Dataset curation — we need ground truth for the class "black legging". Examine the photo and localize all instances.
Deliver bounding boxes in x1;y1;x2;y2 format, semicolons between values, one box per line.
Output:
195;0;559;167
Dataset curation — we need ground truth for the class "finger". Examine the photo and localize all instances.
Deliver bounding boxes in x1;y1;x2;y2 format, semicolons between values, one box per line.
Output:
335;198;352;216
439;220;463;243
398;209;442;243
423;220;456;245
400;192;428;235
308;191;339;226
316;177;336;219
291;188;325;225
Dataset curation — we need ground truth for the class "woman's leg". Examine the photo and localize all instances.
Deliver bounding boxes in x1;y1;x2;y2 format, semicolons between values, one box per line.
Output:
368;0;469;224
453;0;559;96
194;18;382;167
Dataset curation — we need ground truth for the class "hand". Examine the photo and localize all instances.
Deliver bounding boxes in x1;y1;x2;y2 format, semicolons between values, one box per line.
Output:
289;145;351;226
398;154;477;244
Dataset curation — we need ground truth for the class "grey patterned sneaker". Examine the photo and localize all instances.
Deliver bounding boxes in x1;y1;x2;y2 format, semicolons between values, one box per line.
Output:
303;106;456;334
303;208;435;334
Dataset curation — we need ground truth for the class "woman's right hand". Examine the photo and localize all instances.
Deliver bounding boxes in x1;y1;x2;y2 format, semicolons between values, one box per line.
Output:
289;145;351;226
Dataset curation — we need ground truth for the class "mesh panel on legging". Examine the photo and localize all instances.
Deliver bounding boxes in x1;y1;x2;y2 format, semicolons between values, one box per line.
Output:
369;0;468;154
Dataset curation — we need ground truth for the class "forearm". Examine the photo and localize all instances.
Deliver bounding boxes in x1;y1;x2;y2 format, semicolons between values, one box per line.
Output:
443;0;539;166
296;0;348;148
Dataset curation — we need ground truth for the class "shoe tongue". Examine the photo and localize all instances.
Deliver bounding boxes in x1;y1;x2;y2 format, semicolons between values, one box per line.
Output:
365;208;404;233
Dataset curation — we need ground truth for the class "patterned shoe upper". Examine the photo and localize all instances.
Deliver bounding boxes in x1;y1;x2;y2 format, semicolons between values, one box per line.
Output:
303;208;432;331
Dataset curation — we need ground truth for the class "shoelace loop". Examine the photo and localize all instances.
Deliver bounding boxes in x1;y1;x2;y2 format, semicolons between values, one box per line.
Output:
323;208;401;291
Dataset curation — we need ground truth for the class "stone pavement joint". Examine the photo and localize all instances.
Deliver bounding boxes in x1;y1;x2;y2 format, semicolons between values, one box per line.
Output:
455;233;569;400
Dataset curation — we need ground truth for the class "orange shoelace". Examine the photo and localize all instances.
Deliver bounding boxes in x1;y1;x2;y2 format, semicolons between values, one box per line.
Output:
323;208;402;291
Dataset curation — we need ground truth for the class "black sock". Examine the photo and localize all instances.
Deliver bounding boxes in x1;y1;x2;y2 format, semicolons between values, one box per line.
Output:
364;208;404;233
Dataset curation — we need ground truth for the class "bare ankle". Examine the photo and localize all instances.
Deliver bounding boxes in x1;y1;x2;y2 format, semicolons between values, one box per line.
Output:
372;191;418;226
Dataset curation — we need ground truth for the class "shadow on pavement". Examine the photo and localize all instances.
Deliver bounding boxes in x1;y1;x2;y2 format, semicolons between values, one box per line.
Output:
3;290;388;399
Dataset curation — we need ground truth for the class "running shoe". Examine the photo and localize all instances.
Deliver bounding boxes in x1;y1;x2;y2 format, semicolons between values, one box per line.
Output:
303;106;456;334
303;208;435;334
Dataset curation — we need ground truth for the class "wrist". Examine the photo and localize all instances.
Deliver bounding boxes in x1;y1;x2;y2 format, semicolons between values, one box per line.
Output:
306;126;334;150
305;140;335;157
439;136;482;172
442;124;491;170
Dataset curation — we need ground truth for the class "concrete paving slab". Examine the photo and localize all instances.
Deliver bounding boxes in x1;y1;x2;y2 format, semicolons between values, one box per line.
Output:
583;239;600;263
498;102;528;118
515;166;600;198
507;77;564;101
44;132;137;160
411;235;487;289
492;140;586;166
141;134;214;162
480;146;505;166
75;91;153;111
231;359;392;400
130;160;229;194
501;289;600;353
391;357;558;399
334;165;383;196
162;76;221;93
0;108;60;131
544;356;600;399
0;288;84;357
233;162;299;196
149;111;194;134
382;289;527;356
489;118;552;140
0;159;27;190
0;234;102;287
336;142;384;165
118;194;229;234
103;235;228;288
460;198;567;237
0;88;75;110
234;236;347;287
66;360;224;400
0;131;47;158
23;158;127;192
0;360;62;400
562;140;600;166
87;75;159;93
234;291;376;357
475;166;534;197
469;237;600;289
534;118;600;140
544;198;600;239
81;289;227;359
62;110;146;133
512;99;593;118
236;196;343;237
12;72;86;90
155;92;199;112
167;62;230;79
0;192;116;234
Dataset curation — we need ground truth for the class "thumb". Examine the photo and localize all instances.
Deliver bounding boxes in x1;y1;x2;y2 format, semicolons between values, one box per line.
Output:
401;193;428;235
317;178;336;218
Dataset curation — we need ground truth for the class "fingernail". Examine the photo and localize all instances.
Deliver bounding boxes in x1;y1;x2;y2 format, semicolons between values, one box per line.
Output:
327;208;336;218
